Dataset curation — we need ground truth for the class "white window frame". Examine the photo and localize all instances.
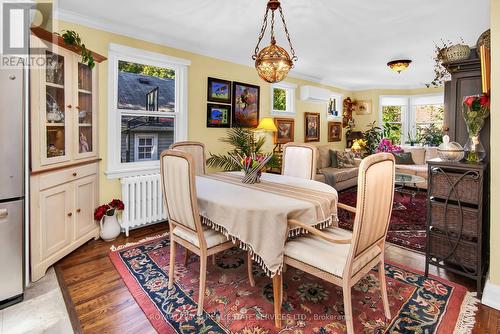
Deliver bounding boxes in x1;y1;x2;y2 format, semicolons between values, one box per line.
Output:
134;133;158;162
270;81;297;116
379;94;444;144
106;43;190;179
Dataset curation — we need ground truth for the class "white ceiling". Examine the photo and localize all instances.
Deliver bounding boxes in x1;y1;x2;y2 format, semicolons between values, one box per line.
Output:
57;0;490;91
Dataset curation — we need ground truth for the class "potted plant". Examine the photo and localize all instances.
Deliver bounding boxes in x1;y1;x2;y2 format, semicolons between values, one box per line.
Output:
406;131;420;146
417;124;444;147
94;199;124;241
362;121;383;155
376;138;402;153
426;38;470;88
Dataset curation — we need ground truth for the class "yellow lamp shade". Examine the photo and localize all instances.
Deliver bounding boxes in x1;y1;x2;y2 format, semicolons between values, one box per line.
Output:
256;117;278;132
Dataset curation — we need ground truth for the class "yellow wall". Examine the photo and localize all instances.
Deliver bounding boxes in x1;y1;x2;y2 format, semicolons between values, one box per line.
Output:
351;87;444;132
489;0;500;286
53;20;351;202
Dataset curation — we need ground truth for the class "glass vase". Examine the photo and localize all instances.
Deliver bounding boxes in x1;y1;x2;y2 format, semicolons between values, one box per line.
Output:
463;135;486;163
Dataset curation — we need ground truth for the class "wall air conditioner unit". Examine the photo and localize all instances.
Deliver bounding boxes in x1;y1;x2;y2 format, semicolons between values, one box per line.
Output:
300;85;332;102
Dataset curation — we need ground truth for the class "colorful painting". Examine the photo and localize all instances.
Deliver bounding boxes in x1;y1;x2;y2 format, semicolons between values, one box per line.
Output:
232;82;260;128
304;112;320;142
207;77;231;103
274;118;295;144
328;121;342;142
206;103;231;128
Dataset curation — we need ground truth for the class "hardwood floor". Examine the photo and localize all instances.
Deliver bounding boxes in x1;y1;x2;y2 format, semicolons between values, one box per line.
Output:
55;224;499;333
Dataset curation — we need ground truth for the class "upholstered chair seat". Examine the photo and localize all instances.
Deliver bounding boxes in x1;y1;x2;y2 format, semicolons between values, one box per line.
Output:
285;227;382;277
173;225;229;249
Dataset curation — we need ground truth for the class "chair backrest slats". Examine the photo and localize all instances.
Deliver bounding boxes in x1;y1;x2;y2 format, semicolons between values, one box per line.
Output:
282;143;318;180
170;141;206;176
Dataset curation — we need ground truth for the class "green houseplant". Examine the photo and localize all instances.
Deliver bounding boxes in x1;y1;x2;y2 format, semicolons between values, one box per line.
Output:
206;126;278;171
362;121;383;155
59;30;95;69
417;124;444;147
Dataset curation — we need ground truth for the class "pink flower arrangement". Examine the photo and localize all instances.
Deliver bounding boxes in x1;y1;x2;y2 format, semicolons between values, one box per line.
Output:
94;199;125;221
376;138;402;153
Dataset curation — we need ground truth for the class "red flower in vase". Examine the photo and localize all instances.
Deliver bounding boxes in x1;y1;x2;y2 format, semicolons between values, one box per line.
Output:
479;94;489;107
109;199;125;210
94;204;110;221
464;96;476;107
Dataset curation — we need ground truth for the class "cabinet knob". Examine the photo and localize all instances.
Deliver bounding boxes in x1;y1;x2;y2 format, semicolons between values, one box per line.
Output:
67;212;73;217
75;106;80;110
76;208;81;213
67;104;72;109
72;172;77;176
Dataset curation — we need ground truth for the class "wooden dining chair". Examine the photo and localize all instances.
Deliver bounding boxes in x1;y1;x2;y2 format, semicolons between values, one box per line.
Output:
281;142;318;180
273;153;395;333
160;149;254;316
169;141;206;176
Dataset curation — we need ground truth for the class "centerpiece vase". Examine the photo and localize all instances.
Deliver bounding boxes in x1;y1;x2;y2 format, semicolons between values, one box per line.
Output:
463;131;486;163
462;98;488;163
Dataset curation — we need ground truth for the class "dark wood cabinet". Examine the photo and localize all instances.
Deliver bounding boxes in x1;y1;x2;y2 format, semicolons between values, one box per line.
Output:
426;159;488;296
444;50;490;160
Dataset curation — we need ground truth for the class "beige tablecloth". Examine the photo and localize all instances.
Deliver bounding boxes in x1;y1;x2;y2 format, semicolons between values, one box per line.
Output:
196;172;338;277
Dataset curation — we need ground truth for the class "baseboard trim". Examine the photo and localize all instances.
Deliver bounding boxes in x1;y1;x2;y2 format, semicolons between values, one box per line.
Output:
481;279;500;311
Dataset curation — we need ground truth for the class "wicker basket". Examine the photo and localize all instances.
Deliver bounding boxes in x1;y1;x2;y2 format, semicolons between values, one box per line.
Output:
443;44;471;63
428;230;477;271
430;171;480;205
430;201;478;240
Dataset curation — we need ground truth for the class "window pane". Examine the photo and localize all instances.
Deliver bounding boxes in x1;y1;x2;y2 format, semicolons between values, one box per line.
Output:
385;123;402;145
121;115;174;163
382;106;402;123
273;88;287;111
382;106;402;144
117;61;175;112
416;104;444;127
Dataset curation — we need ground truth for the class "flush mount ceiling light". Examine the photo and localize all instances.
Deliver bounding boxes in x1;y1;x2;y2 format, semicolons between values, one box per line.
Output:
252;0;298;83
387;59;412;73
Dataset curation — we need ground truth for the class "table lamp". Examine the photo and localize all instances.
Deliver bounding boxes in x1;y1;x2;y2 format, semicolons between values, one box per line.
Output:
256;117;278;132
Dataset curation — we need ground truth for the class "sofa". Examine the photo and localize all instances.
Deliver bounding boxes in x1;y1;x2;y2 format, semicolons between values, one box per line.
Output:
315;145;360;191
395;146;438;189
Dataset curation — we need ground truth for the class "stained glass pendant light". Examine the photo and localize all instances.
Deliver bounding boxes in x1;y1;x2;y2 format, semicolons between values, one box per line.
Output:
252;0;298;83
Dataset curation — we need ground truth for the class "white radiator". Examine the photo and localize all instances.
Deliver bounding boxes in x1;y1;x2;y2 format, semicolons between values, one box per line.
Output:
120;174;167;236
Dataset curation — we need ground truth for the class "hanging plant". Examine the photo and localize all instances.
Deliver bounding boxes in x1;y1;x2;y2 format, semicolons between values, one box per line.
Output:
58;30;95;69
426;38;468;88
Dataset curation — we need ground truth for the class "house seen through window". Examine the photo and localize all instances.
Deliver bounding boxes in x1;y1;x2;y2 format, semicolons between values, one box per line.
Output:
118;61;176;163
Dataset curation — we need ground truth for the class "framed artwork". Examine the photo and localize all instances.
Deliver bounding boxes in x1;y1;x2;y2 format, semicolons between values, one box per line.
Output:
232;82;260;128
328;121;342;142
207;103;231;128
274;118;295;144
207;77;231;104
355;100;372;115
304;112;320;142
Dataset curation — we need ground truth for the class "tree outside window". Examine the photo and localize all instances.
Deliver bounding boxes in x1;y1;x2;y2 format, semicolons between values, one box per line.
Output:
273;87;287;111
382;106;403;144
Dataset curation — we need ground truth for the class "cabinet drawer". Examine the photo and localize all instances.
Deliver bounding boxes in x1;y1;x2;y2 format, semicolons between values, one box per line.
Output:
39;163;98;190
428;230;478;271
429;201;479;240
429;170;480;205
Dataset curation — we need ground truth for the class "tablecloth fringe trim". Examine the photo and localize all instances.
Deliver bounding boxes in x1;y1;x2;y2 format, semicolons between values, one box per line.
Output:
201;216;282;277
288;214;338;238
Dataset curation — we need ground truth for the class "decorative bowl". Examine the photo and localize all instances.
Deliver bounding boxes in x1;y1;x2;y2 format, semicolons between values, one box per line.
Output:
443;44;471;63
437;136;464;162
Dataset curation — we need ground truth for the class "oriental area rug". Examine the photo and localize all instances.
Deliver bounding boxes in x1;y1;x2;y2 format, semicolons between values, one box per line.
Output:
110;235;478;334
338;188;427;252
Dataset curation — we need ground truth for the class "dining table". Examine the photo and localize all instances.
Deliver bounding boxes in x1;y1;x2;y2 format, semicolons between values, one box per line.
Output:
195;171;339;326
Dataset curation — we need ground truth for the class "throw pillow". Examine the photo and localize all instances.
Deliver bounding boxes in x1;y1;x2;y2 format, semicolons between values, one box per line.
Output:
393;152;415;165
329;149;338;168
336;151;356;168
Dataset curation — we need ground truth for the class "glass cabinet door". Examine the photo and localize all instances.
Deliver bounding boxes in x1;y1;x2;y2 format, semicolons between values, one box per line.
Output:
44;50;69;162
76;63;94;157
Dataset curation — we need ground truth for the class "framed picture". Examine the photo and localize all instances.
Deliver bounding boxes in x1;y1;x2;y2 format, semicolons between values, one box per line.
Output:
274;118;295;144
355;100;372;115
207;103;231;128
232;82;260;128
328;121;342;142
304;112;320;142
207;77;231;104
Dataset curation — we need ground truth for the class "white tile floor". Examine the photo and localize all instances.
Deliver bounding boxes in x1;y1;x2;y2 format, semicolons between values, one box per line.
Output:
0;268;72;334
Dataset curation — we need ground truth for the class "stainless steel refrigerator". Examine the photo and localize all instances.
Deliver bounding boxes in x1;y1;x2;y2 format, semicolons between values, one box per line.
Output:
0;66;25;309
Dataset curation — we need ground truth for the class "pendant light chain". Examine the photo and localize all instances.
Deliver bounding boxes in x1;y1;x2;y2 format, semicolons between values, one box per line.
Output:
270;9;276;43
252;7;270;59
278;6;297;61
